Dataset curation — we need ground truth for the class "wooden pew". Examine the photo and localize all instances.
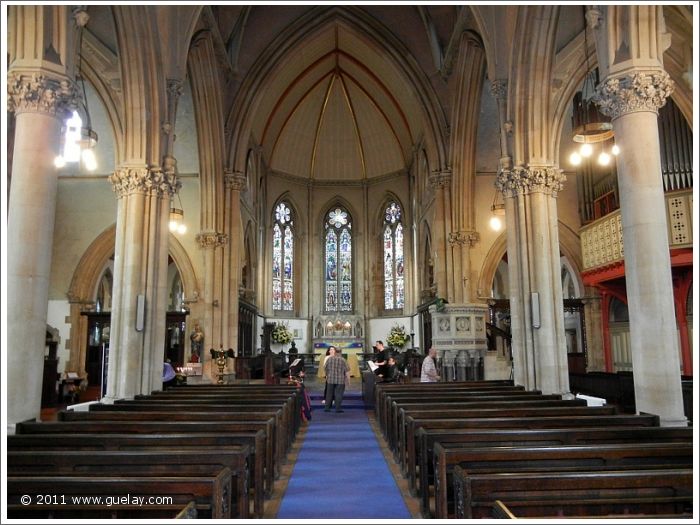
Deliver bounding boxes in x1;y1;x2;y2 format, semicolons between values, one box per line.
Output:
403;412;660;500
492;498;694;520
175;500;198;519
11;501;200;520
15;420;277;501
94;401;296;456
128;391;301;440
453;467;693;519
7;471;233;519
374;382;520;423
62;407;289;469
380;391;563;440
389;398;586;458
433;442;693;518
7;449;251;519
413;426;692;498
395;405;619;470
7;432;266;518
375;383;522;429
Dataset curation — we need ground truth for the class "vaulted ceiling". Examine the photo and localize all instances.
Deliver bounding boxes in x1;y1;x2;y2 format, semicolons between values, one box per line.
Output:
251;23;421;181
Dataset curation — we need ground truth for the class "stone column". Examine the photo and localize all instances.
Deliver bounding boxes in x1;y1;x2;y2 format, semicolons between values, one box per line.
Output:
7;72;79;425
595;71;685;425
428;170;451;300
582;287;605;372
105;167;178;401
449;31;485;305
497;166;571;397
224;170;247;352
195;230;228;381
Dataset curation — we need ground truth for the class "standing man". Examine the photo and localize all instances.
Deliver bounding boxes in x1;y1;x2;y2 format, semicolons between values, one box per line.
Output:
324;346;350;413
420;347;440;383
373;340;388;377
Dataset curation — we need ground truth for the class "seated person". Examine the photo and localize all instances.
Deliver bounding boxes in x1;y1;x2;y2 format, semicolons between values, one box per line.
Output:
377;355;401;383
62;380;79;404
162;360;177;389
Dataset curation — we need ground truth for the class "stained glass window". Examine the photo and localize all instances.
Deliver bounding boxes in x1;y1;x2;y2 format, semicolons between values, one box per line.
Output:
325;207;352;311
272;202;294;310
383;201;404;309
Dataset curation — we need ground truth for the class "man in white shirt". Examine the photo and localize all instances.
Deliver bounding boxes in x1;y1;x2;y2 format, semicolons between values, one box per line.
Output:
420;347;440;382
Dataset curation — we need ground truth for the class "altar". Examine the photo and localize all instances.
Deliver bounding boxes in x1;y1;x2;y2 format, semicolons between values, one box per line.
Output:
311;315;364;377
315;347;362;378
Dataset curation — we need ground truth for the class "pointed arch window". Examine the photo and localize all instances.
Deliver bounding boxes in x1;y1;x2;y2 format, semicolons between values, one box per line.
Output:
272;202;294;311
383;201;404;310
325;206;353;312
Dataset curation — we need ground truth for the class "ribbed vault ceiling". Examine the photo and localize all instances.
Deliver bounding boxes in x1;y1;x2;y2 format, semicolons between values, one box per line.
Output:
254;24;417;181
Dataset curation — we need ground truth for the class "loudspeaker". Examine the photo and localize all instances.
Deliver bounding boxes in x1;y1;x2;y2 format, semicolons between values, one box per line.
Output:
531;292;540;328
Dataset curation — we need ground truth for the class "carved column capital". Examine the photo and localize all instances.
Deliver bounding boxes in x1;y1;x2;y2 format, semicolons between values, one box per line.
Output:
585;6;602;30
594;71;674;119
109;166;181;198
490;79;507;100
448;230;480;248
196;230;228;249
496;166;566;198
73;6;90;27
224;170;247;191
7;72;80;118
428;169;452;189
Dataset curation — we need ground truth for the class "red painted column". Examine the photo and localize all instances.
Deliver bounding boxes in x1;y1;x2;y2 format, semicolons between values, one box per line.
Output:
674;273;692;376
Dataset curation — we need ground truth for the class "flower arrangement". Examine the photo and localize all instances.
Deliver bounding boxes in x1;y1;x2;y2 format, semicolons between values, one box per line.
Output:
271;323;293;345
386;324;410;348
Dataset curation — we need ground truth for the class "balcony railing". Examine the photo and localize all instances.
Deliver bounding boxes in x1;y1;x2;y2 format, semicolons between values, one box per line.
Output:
581;188;692;271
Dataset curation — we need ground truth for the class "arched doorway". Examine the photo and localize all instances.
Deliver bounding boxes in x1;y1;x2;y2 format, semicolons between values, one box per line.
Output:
67;227;199;392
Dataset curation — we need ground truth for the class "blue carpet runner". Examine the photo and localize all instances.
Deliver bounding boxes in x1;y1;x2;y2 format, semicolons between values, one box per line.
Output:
276;389;411;519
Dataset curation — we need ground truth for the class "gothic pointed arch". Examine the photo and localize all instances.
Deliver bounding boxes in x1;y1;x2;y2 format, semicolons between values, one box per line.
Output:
225;6;448;178
420;221;436;301
510;5;561;164
241;220;256;301
65;224;199;373
270;195;301;312
376;195;406;312
188;27;225;232
320;198;356;313
478;220;583;301
478;231;508;300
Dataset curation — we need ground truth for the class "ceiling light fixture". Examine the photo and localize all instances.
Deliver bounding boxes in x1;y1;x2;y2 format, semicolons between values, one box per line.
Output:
569;6;619;167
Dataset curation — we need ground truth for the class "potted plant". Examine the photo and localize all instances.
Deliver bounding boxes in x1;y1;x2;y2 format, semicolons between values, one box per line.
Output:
271;323;293;347
387;324;410;349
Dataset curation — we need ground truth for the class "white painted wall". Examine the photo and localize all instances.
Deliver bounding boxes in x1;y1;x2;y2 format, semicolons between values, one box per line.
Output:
369;316;412;351
269;317;311;354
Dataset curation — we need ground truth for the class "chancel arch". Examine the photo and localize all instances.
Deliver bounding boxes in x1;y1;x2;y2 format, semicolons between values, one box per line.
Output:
225;8;448;181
